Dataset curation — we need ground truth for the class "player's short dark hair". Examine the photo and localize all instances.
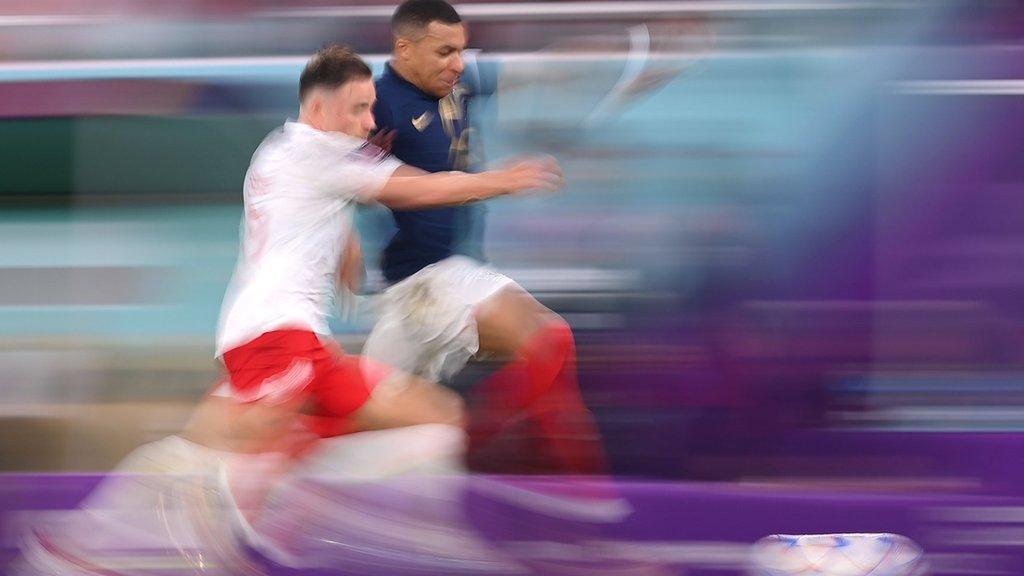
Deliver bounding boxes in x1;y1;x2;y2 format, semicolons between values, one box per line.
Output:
299;45;373;102
391;0;462;39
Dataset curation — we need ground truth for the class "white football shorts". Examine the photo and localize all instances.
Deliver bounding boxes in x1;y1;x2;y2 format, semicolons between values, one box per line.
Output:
361;256;517;384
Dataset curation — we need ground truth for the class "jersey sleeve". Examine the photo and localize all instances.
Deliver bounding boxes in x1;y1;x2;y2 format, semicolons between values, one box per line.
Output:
334;143;403;203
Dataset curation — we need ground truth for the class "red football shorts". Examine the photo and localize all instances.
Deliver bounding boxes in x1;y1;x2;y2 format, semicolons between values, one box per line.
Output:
220;329;394;431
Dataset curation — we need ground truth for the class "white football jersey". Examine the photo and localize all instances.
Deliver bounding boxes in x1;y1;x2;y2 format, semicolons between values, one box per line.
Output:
216;121;402;356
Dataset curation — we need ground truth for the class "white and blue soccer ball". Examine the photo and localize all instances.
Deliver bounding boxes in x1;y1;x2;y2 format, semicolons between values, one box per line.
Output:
751;533;927;576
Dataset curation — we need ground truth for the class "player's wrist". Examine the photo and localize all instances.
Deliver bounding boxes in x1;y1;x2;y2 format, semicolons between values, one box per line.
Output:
473;171;510;199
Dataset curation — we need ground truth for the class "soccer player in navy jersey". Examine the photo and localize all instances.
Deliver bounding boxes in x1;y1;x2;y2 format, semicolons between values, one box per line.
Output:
362;0;606;474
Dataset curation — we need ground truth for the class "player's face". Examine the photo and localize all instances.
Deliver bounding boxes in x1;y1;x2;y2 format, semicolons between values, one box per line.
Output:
323;78;377;139
401;21;467;98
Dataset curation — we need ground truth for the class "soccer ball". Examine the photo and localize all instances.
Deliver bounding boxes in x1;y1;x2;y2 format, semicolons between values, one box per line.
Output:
751;533;927;576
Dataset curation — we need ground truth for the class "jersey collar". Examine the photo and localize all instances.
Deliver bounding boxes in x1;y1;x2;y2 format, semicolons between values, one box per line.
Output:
383;62;439;101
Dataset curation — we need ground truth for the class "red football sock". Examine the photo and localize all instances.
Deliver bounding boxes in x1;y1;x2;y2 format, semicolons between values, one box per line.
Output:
467;322;606;474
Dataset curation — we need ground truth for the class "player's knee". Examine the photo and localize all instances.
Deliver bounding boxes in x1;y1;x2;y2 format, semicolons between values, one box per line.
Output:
541;317;575;356
529;317;575;365
517;318;576;399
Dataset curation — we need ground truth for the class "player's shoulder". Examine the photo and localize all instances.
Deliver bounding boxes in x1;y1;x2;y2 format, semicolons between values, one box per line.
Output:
255;122;366;171
249;124;289;165
374;73;394;95
374;67;410;102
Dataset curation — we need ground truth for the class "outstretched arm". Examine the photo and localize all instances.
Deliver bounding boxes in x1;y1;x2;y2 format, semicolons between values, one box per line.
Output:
373;157;563;209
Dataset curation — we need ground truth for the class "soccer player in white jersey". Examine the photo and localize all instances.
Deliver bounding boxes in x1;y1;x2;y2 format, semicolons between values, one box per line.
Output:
206;45;564;448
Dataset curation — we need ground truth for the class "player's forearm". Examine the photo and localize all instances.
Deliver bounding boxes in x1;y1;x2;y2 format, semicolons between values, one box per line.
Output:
376;171;506;209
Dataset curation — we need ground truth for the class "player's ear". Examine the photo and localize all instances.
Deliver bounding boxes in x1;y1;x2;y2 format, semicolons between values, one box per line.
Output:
395;37;412;60
306;92;324;120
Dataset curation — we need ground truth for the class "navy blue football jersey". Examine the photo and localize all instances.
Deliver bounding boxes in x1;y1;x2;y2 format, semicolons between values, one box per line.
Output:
374;61;490;284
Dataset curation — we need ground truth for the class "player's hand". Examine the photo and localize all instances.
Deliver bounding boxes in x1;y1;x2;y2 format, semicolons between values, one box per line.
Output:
338;231;364;294
369;128;396;153
496;155;565;194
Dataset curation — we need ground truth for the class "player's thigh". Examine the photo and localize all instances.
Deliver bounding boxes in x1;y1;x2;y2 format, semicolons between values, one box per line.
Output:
350;368;465;432
313;354;464;432
365;258;513;380
474;285;558;357
184;392;303;453
361;309;422;375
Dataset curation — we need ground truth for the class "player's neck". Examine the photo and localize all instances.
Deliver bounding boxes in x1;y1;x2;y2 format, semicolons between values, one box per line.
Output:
298;110;323;132
389;60;432;98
